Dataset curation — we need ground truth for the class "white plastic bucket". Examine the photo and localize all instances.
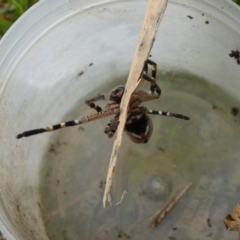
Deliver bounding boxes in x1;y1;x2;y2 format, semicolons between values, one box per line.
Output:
0;0;240;239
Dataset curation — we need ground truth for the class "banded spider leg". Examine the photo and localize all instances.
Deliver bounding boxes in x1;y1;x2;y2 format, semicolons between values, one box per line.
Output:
16;94;120;139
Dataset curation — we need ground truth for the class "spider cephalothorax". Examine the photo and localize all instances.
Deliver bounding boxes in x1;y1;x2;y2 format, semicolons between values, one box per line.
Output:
16;59;190;143
109;85;125;103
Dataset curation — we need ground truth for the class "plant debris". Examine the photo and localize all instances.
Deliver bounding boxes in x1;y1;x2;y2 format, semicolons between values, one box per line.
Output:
149;183;192;228
117;230;131;239
224;203;240;237
229;50;240;65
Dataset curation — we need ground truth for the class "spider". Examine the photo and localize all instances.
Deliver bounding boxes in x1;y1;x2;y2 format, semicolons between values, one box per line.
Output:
16;59;190;143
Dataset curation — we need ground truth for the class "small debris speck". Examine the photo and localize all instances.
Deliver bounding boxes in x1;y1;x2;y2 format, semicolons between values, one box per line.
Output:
77;71;84;77
231;107;239;116
187;15;193;19
99;181;106;188
207;218;212;227
117;230;131;239
229;50;240;65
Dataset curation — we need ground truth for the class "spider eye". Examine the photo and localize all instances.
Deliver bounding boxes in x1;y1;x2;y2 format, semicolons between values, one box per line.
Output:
109;86;125;103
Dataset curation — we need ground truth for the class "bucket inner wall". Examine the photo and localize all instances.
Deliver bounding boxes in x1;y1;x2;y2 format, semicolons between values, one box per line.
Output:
0;0;240;239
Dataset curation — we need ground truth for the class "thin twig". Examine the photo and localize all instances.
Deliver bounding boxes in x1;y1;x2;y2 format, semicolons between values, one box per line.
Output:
115;190;127;206
103;0;169;208
149;183;192;228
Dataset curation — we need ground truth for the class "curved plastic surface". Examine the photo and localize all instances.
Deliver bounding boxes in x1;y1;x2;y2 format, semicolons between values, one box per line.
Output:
0;0;240;239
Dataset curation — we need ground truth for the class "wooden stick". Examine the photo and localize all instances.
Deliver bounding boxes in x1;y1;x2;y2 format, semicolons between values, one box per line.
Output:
149;183;192;228
103;0;169;207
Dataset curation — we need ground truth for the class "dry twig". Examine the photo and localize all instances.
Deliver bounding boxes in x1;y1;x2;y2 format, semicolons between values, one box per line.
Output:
103;0;169;208
149;183;192;228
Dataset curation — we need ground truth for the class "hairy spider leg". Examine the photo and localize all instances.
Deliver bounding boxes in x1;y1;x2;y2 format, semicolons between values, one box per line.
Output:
16;109;120;139
141;61;189;120
142;59;161;96
85;94;108;112
104;115;119;138
129;106;190;121
148;109;190;120
131;90;160;106
85;92;120;112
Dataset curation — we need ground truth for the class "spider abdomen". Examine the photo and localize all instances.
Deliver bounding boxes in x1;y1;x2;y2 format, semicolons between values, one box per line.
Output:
125;113;153;144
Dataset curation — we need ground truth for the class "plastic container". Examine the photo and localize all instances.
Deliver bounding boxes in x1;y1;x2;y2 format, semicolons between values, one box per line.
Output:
0;0;240;239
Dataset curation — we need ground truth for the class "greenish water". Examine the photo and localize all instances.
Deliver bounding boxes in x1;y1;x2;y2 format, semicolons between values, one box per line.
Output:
39;72;240;240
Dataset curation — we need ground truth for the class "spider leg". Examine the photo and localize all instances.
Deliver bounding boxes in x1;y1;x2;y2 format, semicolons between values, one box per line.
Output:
144;59;157;80
104;115;119;138
85;94;119;112
129;90;160;110
16;108;120;139
135;90;159;102
85;94;109;112
148;109;190;120
142;59;161;96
